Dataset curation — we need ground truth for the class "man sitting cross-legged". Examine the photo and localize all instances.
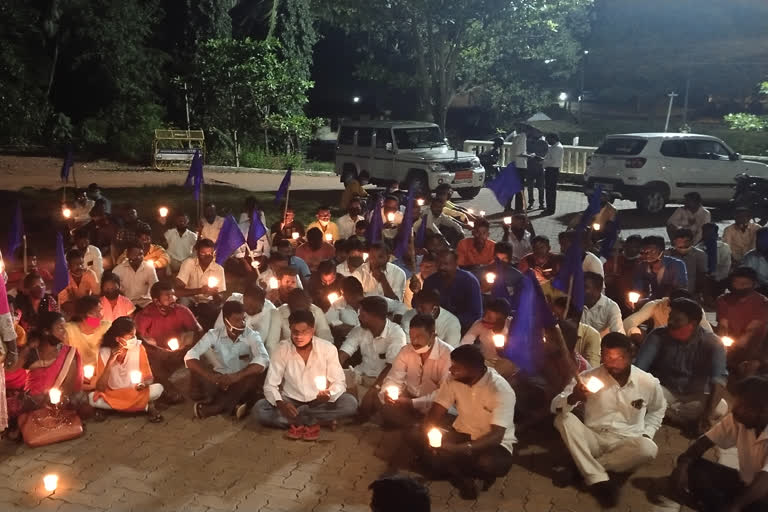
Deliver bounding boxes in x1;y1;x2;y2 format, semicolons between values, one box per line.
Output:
254;310;358;441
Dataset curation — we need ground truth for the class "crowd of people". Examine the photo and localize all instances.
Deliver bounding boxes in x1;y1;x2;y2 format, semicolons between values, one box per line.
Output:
1;180;768;511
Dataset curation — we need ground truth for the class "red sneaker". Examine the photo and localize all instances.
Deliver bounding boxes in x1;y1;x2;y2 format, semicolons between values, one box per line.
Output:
302;424;321;442
284;424;306;440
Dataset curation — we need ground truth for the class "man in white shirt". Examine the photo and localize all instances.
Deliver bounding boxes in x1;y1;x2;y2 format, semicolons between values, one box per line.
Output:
551;333;666;507
381;195;404;240
414;344;517;500
112;241;158;307
185;301;270;419
413;198;464;238
542;133;564;215
502;214;533;264
164;213;198;272
671;375;768;511
254;310;358;441
723;208;759;265
353;242;407;301
265;288;332;354
339;296;407;419
175;239;226;327
199;202;225;242
337;199;365;240
74;229;103;281
623;290;713;336
559;231;603;277
336;238;366;277
214;283;276;341
666;192;711;245
401;290;461;348
459;299;516;380
582;272;624;336
379;313;452;428
697;222;733;285
403;253;438;309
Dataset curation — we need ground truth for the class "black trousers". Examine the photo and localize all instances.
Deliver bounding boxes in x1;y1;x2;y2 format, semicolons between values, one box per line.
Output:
190;371;265;415
527;163;545;206
687;458;768;512
544;167;560;211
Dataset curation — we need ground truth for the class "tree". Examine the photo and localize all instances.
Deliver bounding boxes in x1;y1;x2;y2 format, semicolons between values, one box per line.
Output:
323;0;592;132
724;81;768;132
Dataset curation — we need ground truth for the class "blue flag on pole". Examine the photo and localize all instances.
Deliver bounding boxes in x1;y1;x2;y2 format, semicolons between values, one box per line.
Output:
185;150;204;201
599;219;620;260
53;233;69;295
579;185;603;230
274;167;292;205
60;150;73;183
552;231;586;312
366;198;384;245
486;162;523;207
393;189;416;260
414;214;428;249
8;201;23;261
247;209;267;248
214;215;246;265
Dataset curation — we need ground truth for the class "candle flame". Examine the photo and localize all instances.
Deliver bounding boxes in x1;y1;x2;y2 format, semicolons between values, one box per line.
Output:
628;292;641;304
325;233;333;241
167;338;179;351
592;223;601;231
492;334;505;348
314;376;327;390
503;216;512;225
386;213;395;223
722;336;735;348
386;386;400;400
327;292;340;304
269;277;279;289
48;388;62;405
43;474;58;492
585;376;605;393
292;232;300;240
207;276;219;288
417;199;425;206
158;207;168;218
486;272;496;284
468;221;475;228
83;365;95;380
62;208;72;219
479;210;486;217
427;427;442;448
130;371;142;385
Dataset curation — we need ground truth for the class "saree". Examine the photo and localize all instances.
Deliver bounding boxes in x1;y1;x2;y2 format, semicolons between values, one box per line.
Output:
91;343;152;412
25;345;83;397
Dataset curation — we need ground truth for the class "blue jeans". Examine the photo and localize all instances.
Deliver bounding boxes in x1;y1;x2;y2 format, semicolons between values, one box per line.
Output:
254;393;358;428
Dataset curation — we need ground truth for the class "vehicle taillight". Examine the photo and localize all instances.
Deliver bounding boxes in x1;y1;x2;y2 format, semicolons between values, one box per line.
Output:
625;158;646;168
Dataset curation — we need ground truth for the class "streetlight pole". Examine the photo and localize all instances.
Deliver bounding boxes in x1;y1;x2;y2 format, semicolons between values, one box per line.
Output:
664;92;678;132
579;50;588;121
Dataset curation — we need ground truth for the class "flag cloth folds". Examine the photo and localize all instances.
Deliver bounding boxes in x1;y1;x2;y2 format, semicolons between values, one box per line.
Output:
552;231;586;312
366;197;384;245
53;233;69;295
485;162;522;207
393;189;416;259
274;168;292;205
503;271;557;373
579;185;603;230
414;214;428;249
60;150;73;183
184;150;204;201
599;219;620;260
214;215;246;265
247;209;267;248
8;201;23;261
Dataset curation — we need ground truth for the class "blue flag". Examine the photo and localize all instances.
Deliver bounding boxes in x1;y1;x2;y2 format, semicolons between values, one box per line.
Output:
185;150;204;201
214;215;246;265
503;271;557;373
414;214;428;249
366;198;384;245
703;235;718;275
490;261;515;308
393;189;416;260
8;201;23;261
485;162;523;207
274;167;292;205
60;150;73;183
579;185;603;230
247;209;267;248
53;233;69;295
599;219;620;260
552;230;586;312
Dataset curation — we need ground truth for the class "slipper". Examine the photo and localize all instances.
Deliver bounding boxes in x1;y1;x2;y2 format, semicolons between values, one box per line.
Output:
148;412;164;423
92;411;107;423
193;402;204;419
235;403;248;421
302;424;320;442
284;425;306;440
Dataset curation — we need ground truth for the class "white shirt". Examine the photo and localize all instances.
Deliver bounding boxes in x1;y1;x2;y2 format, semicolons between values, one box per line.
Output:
264;337;347;405
258;268;303;290
265;304;332;355
551;365;667;439
667;206;711;245
401;308;461;348
380;209;404;239
81;245;103;281
326;297;405;327
623;297;713;335
337;261;363;278
460;318;511;360
381;338;453;413
696;240;732;282
435;368;517;454
184;325;269;375
111;260;158;307
340;319;407;378
177;257;226;303
353;262;407;301
582;294;625;335
723;222;759;263
542;142;564;168
200;216;225;242
706;413;768;485
510;132;528;169
234;214;271;259
164;228;198;263
414;211;462;234
508;232;532;264
214;293;276;340
583;252;604;277
337;214;364;240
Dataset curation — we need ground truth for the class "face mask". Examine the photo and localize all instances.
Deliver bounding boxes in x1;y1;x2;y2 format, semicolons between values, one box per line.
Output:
730;288;751;298
84;316;101;328
29;286;45;299
225;318;245;334
349;209;361;217
199;255;213;266
348;256;364;268
319;219;329;227
104;290;120;300
668;323;695;341
121;337;140;348
414;344;431;354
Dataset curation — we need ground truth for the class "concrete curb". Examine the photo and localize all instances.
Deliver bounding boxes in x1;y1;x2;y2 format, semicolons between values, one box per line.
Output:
206;165;336;177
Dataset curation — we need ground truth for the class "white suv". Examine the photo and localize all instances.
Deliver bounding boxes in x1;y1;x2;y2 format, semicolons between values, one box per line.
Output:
335;121;485;198
584;133;768;213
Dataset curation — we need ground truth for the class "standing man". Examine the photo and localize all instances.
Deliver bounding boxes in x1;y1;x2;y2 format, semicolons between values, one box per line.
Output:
541;133;564;215
527;131;548;210
423;249;483;332
505;127;528;212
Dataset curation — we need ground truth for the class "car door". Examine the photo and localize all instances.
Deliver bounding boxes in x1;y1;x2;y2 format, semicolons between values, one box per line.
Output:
372;128;395;182
683;139;733;202
356;127;374;177
659;139;690;202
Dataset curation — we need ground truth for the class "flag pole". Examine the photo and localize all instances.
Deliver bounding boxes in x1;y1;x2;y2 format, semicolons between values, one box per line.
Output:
563;274;575;317
282;187;291;228
22;235;27;274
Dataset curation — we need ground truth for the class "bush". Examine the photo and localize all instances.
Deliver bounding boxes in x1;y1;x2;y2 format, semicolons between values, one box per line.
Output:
109;103;165;163
723;113;768;132
240;147;303;169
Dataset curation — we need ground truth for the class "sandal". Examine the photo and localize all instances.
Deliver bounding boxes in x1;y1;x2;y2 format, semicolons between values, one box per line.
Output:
284;424;306;440
302;424;321;442
147;405;164;423
193;402;204;419
92;410;107;423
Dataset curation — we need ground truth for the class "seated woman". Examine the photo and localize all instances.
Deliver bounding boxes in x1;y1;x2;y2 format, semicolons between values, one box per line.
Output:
64;295;111;368
89;317;163;423
15;273;59;332
5;296;29;425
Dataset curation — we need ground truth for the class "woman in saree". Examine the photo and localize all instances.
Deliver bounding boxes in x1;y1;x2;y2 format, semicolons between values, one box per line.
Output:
89;317;163;422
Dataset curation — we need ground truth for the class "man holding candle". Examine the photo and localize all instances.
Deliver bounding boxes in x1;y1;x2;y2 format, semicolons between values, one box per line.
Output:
381;195;404;241
581;272;625;336
164;212;198;273
623;288;713;340
296;228;335;273
175;239;225;328
255;310;357;440
459;299;518;380
270;207;305;245
480;242;524;301
337;200;365;240
112;241;159;308
403;254;438;309
307;260;344;313
57;249;100;314
456;218;495;269
401;290;461;348
423;250;483;333
336;238;365;277
353;242;406;301
265;289;332;355
551;333;667;507
634;235;688;300
117;226;170;277
307;206;340;242
501;213;534;264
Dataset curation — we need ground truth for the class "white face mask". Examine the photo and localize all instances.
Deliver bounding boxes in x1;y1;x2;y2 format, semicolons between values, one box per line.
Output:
413;343;431;354
225;318;245;335
122;337;140;348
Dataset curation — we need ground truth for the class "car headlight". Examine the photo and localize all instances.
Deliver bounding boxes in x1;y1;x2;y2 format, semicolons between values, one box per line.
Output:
428;163;447;172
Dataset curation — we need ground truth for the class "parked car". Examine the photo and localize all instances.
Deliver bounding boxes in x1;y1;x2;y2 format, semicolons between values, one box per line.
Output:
584;133;768;213
335;121;485;199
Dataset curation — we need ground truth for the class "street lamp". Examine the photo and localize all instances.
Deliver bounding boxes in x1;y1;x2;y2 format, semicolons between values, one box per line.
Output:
352;96;361;104
559;92;568;101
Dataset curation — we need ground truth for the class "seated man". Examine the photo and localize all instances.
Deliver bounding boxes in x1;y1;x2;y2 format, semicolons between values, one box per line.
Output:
112;241;158;308
634;235;688;299
117;224;170;277
456;218;495;269
184;301;269;419
480;241;524;301
582;271;625;336
275;238;311;283
459;299;515;380
518;235;561;284
307;259;343;312
254;310;358;441
666;191;710;245
671;375;768;512
58;249;100;314
404;253;438;309
270;207;305;245
199;202;224;242
99;273;135;323
339;296;407;419
164;212;198;273
337;237;365;277
379;313;452;428
559;231;603;277
174;238;226;329
265;288;332;354
551;296;601;369
73;228;103;281
353;242;406;301
723;207;759;266
717;266;768;372
668;228;707;296
623;288;713;337
381;195;404;240
413;344;516;500
413;197;464;240
337;199;365;240
306;205;340;242
551;333;667;507
296;228;335;273
501;213;534;264
214;283;275;341
423;249;483;333
697;223;732;290
259;257;305;297
635;297;728;435
401;290;461;348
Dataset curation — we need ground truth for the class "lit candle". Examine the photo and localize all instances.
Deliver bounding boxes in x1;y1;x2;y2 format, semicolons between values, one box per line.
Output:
83;365;95;380
207;276;219;288
292;232;300;240
503;216;512;225
167;338;179;351
486;272;496;284
146;259;155;268
468;221;475;228
467;208;474;215
386;212;395;223
251;260;259;269
62;208;72;219
628;292;641;304
325;233;333;242
314;376;327;390
721;336;734;348
386;386;400;400
585;376;605;393
427;427;442;448
592;223;601;231
269;277;279;289
48;388;62;405
43;474;58;493
417;199;425;207
479;210;486;217
158;207;169;218
130;371;142;385
362;252;369;262
327;292;340;304
492;334;505;348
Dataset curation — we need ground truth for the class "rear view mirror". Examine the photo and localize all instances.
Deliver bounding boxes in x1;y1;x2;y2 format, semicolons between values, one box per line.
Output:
730;152;741;161
385;142;394;152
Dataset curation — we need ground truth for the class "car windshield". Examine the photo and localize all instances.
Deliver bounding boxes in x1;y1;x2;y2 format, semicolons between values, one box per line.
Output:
393;127;445;149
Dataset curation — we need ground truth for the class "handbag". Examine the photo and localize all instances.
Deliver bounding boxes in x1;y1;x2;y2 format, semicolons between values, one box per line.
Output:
19;347;84;447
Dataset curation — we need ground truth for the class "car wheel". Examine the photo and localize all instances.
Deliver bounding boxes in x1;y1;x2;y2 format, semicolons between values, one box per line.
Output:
637;189;666;214
457;187;481;200
406;172;430;196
